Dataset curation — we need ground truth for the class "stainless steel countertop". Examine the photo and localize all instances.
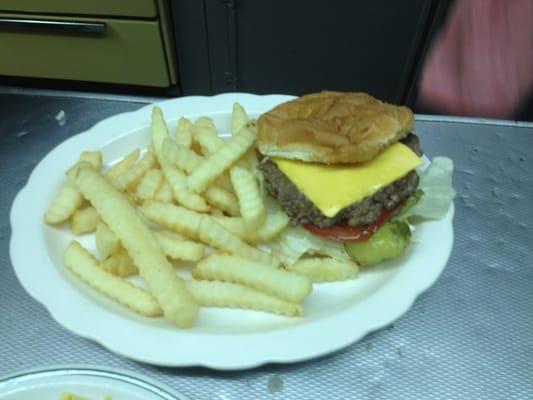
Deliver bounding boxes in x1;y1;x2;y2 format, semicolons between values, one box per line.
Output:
1;92;532;400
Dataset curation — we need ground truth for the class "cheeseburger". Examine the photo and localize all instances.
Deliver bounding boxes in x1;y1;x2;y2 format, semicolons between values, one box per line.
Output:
256;92;424;265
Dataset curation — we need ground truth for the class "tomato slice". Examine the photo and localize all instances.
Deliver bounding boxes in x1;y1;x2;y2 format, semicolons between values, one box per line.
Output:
303;203;403;243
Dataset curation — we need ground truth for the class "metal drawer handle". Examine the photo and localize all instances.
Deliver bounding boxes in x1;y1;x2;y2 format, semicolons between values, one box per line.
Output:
0;18;105;34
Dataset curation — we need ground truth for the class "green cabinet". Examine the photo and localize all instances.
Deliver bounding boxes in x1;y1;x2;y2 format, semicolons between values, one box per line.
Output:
0;12;171;87
0;0;157;18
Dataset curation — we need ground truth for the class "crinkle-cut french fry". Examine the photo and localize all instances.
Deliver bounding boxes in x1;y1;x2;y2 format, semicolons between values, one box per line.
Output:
193;254;312;302
242;148;259;170
152;107;209;212
72;167;198;328
112;149;156;192
212;204;290;244
176;116;193;148
231;102;248;136
100;247;138;277
80;151;103;170
135;168;164;202
204;185;240;217
154;179;173;203
141;200;203;240
251;197;291;242
141;200;278;267
150;107;168;159
71;206;101;235
66;161;94;182
154;230;205;262
95;222;120;260
192;117;224;154
104;148;140;180
230;166;265;229
185;280;303;317
215;172;234;193
210;216;247;238
46;158;96;225
287;258;359;282
210;208;225;217
187;127;256;193
44;183;84;224
198;215;280;268
163;164;210;212
60;392;85;400
162;139;234;197
64;241;162;317
162;139;202;173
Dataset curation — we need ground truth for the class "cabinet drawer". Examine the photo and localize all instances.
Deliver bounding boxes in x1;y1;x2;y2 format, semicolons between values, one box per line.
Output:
0;0;157;18
0;13;170;87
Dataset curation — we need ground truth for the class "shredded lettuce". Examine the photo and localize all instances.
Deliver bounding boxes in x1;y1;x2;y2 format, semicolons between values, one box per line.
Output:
259;226;351;266
396;156;456;220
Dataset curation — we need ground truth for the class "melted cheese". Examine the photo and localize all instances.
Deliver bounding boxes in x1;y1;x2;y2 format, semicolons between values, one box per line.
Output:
272;143;423;217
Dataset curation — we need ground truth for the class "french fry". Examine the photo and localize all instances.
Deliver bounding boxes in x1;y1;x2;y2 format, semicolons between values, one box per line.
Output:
163;163;210;212
45;157;97;225
192;117;224;154
251;197;291;242
72;166;198;328
210;208;225;217
185;280;303;317
187;127;256;193
44;183;84;224
215;173;234;193
162;139;202;173
154;231;205;262
198;215;280;268
141;200;203;240
230;166;265;229
210;216;247;238
64;241;162;317
193;254;312;302
104;148;140;180
150;106;169;158
162;139;235;204
80;151;102;170
175;116;193;148
152;107;210;212
60;392;85;400
231;102;248;136
135;168;163;202
287;257;359;282
112;149;156;192
100;247;138;277
141;200;279;267
71;206;101;235
95;222;120;260
204;185;240;216
154;179;173;203
212;204;290;243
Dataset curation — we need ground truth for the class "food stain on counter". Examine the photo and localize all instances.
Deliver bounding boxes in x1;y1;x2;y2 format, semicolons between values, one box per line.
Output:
267;374;284;394
15;130;30;138
55;109;67;126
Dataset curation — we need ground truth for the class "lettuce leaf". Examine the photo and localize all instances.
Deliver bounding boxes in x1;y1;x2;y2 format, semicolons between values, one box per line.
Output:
396;156;455;220
259;226;351;266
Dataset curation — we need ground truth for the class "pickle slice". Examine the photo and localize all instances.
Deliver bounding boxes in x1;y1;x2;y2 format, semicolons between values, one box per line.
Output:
345;221;411;266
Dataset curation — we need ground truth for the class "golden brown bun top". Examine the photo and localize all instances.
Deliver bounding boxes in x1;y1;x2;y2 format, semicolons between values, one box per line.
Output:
257;91;414;164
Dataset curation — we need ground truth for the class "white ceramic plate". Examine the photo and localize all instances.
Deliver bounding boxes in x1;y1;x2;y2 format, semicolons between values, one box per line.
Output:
9;93;454;370
0;366;189;400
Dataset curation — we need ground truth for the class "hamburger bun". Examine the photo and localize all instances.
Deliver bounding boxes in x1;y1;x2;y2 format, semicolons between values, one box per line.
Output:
257;92;414;164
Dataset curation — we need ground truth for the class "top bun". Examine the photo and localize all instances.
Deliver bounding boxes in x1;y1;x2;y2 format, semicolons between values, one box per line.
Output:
257;91;414;164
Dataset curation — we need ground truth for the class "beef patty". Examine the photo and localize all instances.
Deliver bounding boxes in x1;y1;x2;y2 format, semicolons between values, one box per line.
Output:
259;133;423;228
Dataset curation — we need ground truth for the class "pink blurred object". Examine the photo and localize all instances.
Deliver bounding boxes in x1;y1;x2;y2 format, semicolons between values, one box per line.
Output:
418;0;533;119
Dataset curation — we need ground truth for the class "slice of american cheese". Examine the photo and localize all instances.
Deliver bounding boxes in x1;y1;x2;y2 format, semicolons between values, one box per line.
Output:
272;143;423;218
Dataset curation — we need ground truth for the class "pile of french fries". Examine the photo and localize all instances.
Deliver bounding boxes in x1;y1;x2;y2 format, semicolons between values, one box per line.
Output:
44;103;358;328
